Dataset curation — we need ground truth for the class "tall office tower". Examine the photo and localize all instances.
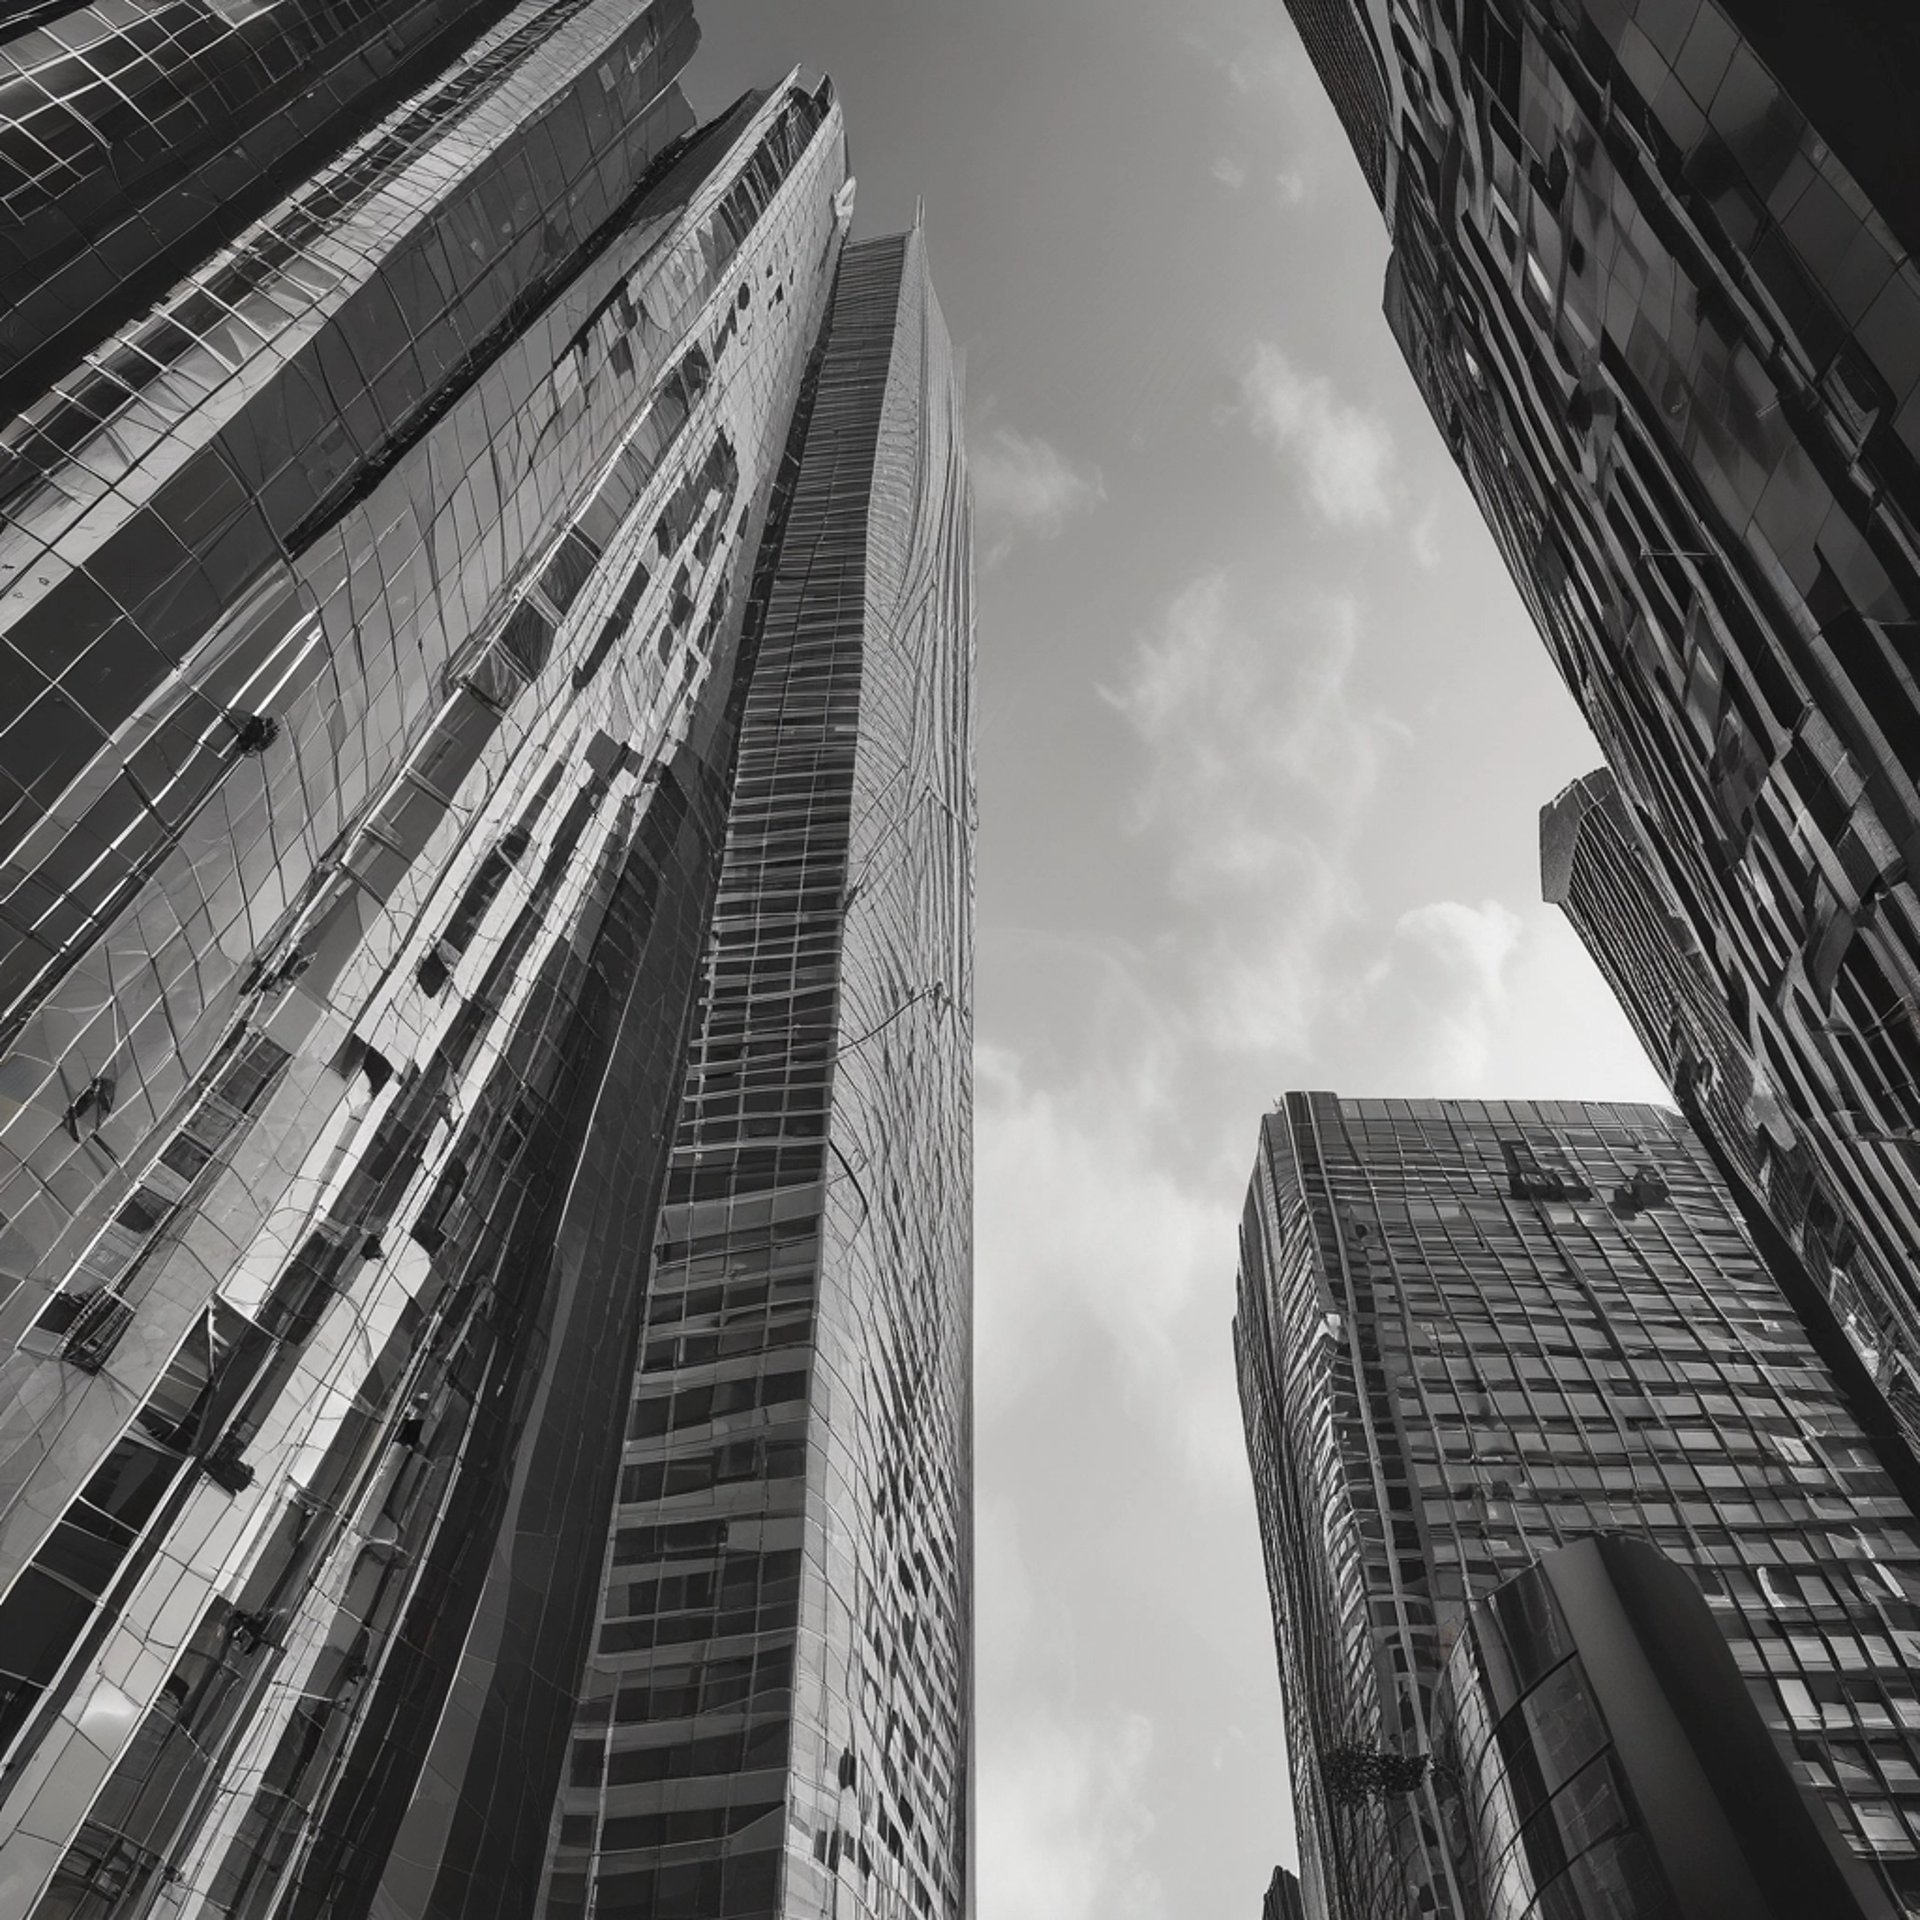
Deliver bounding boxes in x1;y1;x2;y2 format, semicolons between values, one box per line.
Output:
0;2;974;1911
1277;4;1920;1420
536;226;975;1920
1543;767;1920;1436
1235;1094;1920;1920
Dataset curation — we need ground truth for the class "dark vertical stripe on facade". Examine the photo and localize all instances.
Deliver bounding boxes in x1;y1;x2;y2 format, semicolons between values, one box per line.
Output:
277;743;735;1920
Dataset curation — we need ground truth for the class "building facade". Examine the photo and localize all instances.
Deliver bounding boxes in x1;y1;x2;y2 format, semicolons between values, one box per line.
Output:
1435;1534;1894;1920
1235;1094;1920;1920
0;6;975;1918
1277;0;1920;1439
1543;767;1920;1438
534;226;975;1920
0;0;693;415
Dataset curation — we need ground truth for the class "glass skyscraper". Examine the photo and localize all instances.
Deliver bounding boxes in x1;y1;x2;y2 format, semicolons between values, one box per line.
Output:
0;8;973;1918
1235;1094;1920;1920
1273;0;1920;1458
538;227;974;1920
1543;767;1920;1440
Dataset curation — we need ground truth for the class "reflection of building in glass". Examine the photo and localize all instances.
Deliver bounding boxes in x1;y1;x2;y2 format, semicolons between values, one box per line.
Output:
1277;0;1920;1465
1543;768;1920;1441
1235;1094;1920;1920
1436;1534;1894;1920
0;5;974;1915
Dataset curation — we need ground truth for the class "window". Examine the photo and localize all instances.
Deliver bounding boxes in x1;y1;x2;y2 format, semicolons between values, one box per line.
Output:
1463;0;1523;132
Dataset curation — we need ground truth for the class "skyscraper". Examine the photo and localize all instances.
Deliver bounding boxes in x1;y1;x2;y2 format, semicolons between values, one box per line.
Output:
1543;767;1920;1437
1235;1094;1920;1920
1275;2;1920;1426
0;8;974;1917
534;226;974;1920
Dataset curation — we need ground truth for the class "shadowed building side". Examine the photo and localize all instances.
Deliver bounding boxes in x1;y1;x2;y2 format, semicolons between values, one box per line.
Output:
1260;1863;1306;1920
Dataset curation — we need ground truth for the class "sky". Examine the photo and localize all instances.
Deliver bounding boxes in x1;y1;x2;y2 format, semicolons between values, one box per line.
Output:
688;7;1670;1916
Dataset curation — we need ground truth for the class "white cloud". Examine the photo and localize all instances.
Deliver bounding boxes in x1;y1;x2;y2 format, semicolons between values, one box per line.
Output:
1342;901;1671;1099
1222;38;1305;99
1496;910;1673;1103
1240;342;1396;528
1108;578;1388;862
1104;572;1405;1056
971;426;1105;544
972;932;1277;1507
1178;27;1302;100
975;1034;1216;1415
1410;499;1445;569
977;1494;1035;1648
974;995;1298;1911
1181;1382;1260;1497
1211;155;1248;191
1273;167;1310;208
979;1709;1164;1920
1406;898;1524;982
1375;899;1524;1086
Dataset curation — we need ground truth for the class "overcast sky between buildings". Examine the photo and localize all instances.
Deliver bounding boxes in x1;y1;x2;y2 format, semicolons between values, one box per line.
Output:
689;6;1670;1916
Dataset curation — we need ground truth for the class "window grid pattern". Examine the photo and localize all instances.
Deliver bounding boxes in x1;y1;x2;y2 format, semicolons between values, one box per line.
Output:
1298;0;1920;1573
1236;1093;1920;1920
1273;0;1391;205
0;68;850;1919
0;0;549;409
1544;765;1920;1441
548;228;973;1920
0;0;703;1322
